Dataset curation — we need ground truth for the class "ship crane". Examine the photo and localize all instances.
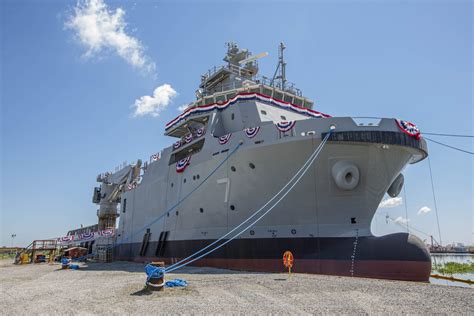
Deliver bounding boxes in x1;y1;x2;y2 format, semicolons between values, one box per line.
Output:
92;160;142;230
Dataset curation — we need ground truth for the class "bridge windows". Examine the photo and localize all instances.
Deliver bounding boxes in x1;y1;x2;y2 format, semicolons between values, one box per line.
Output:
273;91;283;100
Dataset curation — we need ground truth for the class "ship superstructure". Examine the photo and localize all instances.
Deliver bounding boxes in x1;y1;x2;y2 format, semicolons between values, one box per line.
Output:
92;43;431;281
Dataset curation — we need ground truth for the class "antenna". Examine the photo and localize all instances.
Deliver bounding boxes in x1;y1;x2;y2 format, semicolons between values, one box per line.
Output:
270;42;287;89
238;52;269;65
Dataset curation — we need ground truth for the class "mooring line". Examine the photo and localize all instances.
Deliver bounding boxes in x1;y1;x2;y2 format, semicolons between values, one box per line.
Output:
427;156;443;246
75;141;242;262
165;129;334;273
424;137;474;155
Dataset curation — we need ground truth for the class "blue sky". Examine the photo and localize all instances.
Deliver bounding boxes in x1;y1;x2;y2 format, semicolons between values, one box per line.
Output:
1;0;472;247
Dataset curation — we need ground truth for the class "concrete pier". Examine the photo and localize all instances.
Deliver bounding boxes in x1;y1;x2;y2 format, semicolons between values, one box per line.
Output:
0;260;472;314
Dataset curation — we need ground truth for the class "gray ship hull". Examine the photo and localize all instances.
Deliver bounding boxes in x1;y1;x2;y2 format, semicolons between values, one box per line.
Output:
114;116;431;281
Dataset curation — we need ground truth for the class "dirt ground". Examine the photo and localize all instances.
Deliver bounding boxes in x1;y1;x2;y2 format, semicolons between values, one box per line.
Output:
0;259;472;314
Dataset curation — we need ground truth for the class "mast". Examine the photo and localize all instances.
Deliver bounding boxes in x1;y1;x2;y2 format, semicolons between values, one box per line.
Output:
271;42;287;90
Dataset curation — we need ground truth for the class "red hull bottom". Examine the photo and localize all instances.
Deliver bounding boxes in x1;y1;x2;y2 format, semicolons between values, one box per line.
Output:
135;257;431;282
118;233;432;282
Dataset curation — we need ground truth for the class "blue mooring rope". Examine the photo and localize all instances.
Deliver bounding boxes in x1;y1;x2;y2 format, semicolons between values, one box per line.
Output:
73;142;242;262
164;129;334;274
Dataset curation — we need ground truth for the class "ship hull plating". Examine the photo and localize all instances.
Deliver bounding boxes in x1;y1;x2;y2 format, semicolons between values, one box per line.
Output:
116;116;430;282
115;233;431;282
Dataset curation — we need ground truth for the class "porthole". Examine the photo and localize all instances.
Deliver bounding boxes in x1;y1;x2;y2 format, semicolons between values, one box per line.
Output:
249;163;255;169
281;115;287;120
183;178;187;183
260;110;267;115
167;213;170;217
250;230;255;236
197;175;200;179
200;208;204;213
193;175;196;180
291;229;297;235
230;205;235;211
176;211;179;216
231;113;235;120
231;166;236;172
171;183;174;187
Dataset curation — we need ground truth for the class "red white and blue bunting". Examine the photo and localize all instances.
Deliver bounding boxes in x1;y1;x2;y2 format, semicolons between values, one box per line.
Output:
396;119;421;140
196;127;205;137
218;133;232;145
173;141;182;150
184;133;194;144
127;182;137;190
98;229;114;237
244;127;260;138
150;152;161;162
57;229;115;244
275;121;296;132
176;156;191;173
59;236;74;243
166;92;331;131
79;232;95;241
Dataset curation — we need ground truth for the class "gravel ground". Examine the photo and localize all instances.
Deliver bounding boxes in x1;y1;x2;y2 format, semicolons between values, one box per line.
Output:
0;259;472;315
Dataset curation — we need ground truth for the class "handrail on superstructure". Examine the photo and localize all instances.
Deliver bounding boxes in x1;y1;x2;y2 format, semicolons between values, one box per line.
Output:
201;63;303;98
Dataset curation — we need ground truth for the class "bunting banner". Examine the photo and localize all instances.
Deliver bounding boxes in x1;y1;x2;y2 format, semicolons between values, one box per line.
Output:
57;229;115;244
127;183;137;190
184;133;194;144
79;232;95;241
275;121;296;132
196;127;205;137
59;236;74;243
396;119;421;140
173;141;182;150
218;133;232;145
166;92;331;131
150;152;161;162
244;127;260;138
176;156;191;173
98;229;114;237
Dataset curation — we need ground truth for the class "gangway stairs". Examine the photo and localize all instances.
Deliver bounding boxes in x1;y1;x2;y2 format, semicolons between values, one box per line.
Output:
17;239;58;264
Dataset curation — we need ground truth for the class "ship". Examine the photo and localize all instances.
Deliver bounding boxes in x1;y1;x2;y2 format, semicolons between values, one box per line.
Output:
92;43;431;281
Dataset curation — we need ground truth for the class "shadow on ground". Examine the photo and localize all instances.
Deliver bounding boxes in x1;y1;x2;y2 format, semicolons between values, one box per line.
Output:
78;261;272;276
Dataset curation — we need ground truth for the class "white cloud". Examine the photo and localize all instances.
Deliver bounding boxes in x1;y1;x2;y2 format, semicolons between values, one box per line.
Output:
417;206;432;215
66;0;155;73
177;104;189;112
379;197;403;208
394;216;410;224
133;84;177;117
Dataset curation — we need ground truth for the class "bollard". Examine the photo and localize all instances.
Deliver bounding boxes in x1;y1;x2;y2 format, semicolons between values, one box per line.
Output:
61;258;70;269
146;261;165;291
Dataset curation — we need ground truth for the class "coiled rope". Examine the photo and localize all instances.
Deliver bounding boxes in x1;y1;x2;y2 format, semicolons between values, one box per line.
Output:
164;128;334;274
